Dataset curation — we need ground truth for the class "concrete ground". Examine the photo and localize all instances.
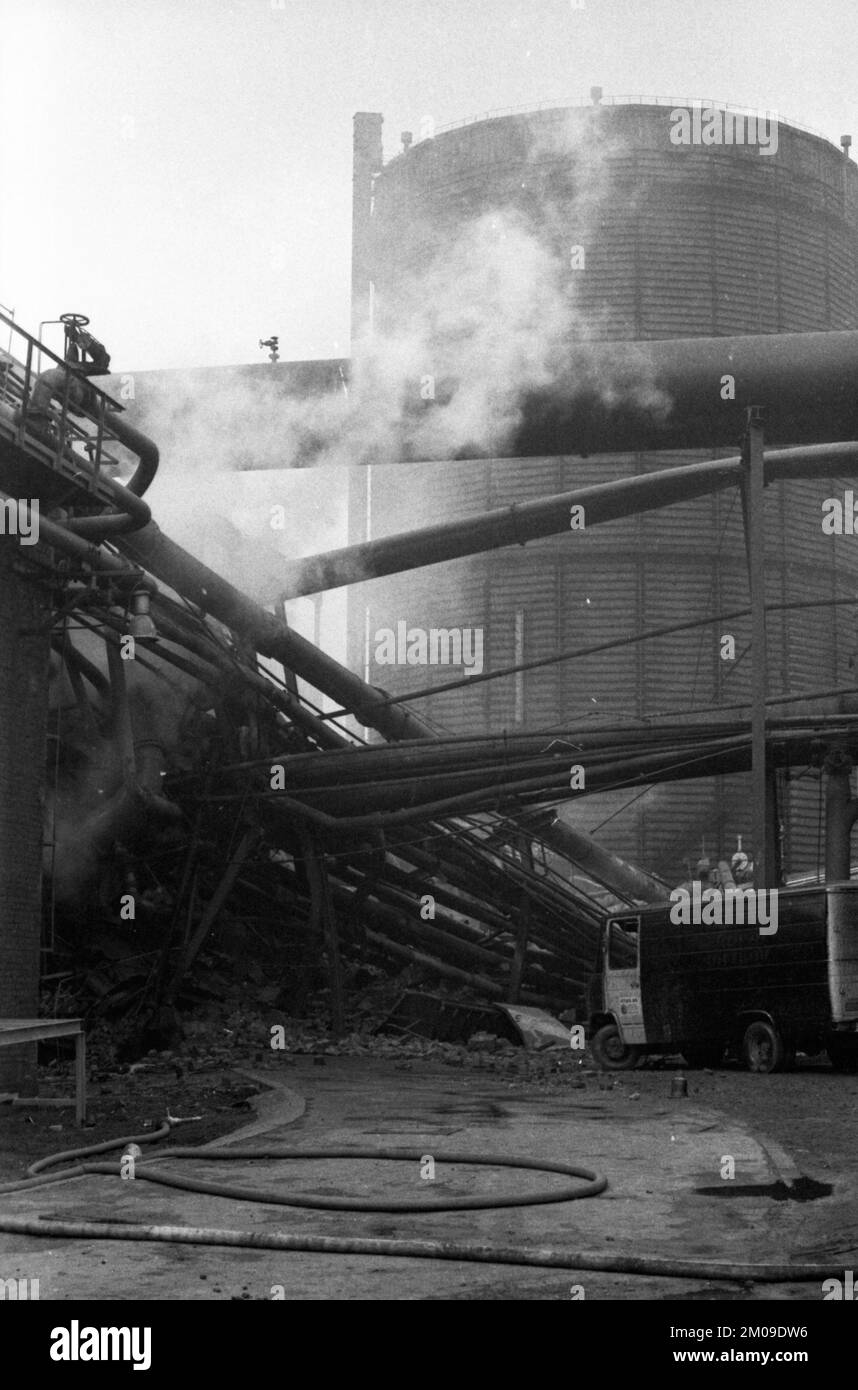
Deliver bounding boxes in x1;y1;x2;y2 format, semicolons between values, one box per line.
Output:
0;1057;850;1300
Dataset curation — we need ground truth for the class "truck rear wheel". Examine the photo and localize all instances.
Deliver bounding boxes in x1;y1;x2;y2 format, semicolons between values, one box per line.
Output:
590;1023;642;1071
742;1020;788;1073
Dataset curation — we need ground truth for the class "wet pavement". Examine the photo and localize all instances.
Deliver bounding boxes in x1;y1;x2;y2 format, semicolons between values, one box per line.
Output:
0;1057;847;1300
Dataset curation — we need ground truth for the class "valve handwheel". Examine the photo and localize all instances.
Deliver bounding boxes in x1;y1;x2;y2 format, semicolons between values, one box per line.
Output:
59;312;90;328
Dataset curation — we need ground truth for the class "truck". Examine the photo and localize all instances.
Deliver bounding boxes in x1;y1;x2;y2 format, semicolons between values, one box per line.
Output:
586;881;858;1072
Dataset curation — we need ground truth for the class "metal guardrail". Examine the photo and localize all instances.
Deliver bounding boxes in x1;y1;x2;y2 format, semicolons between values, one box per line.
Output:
0;309;126;496
431;95;828;145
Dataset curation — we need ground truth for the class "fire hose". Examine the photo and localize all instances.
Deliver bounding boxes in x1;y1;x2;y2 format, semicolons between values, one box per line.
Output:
0;1124;846;1283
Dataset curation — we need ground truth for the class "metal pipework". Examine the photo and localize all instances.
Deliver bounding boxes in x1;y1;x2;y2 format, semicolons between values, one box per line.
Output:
0;490;157;600
277;440;858;598
406;330;858;461
3;409;153;537
525;811;668;905
6;494;360;752
108;412;159;499
116;518;433;743
5;306;159;538
29;408;158;538
226;329;858;471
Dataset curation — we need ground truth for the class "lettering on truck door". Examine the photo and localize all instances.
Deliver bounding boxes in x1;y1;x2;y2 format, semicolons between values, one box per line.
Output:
605;917;646;1045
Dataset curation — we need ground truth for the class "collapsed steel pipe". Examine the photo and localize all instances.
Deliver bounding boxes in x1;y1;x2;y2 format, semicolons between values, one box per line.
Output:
150;604;349;751
236;720;755;779
267;739;735;808
226;727;855;835
278;441;858;598
116;518;433;742
525;812;667;905
15;486;397;756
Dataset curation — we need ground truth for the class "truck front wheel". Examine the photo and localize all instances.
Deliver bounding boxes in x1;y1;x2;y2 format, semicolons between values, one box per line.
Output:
742;1020;789;1073
590;1023;642;1071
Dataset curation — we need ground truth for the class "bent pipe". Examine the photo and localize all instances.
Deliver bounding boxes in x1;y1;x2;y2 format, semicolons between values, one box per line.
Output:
20;369;158;535
0;493;158;597
109;411;159;498
13;410;152;536
79;782;183;858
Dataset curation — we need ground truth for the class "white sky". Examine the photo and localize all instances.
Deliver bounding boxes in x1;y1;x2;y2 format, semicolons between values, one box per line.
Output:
1;0;857;372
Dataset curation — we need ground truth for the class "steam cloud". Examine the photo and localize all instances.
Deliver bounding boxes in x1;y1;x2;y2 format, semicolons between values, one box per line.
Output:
105;112;675;629
121;109;670;493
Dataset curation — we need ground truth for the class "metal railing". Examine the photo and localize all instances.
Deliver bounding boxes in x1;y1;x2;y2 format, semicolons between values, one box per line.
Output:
0;309;126;496
429;95;828;145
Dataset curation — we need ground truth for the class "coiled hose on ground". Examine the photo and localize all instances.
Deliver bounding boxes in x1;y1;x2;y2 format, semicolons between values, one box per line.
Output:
0;1122;844;1284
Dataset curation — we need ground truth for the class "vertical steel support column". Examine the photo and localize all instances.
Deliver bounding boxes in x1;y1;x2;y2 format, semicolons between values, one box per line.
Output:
509;889;531;1004
0;539;51;1090
508;834;534;1003
741;407;772;889
351;112;383;349
303;833;345;1036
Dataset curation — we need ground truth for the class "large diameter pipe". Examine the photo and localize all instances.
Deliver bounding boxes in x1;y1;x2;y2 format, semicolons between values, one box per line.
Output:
115;518;433;742
14;489;429;743
525;812;668;905
277;441;858;598
228;330;858;470
20;502;354;751
413;331;858;461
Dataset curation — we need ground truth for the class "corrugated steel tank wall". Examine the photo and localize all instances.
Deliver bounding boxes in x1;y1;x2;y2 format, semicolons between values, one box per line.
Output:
348;104;858;881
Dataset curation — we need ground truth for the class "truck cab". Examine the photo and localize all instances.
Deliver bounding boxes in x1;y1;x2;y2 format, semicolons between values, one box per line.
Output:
587;883;858;1073
587;915;646;1069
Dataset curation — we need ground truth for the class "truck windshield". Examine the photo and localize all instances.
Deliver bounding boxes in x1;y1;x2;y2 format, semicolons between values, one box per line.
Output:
608;921;639;969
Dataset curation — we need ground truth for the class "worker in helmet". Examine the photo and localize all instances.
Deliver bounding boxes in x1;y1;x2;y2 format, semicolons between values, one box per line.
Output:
65;323;111;378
